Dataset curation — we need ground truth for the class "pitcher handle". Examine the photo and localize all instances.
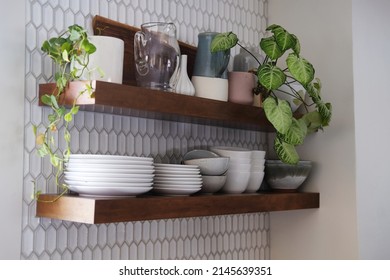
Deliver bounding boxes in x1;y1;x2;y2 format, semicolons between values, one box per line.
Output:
134;31;149;76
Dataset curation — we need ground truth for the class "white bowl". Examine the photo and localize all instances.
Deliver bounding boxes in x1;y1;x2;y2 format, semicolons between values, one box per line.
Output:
229;157;251;164
210;146;252;158
201;175;227;193
182;149;220;161
245;171;265;193
221;170;250;193
251;150;266;160
250;165;265;172
228;162;251;172
183;157;229;176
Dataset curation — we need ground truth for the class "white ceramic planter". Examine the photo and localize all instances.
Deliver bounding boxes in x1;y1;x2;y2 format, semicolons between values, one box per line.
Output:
77;35;124;84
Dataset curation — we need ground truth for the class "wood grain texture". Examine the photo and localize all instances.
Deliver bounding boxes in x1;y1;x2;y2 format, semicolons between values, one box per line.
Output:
36;192;320;224
39;81;274;131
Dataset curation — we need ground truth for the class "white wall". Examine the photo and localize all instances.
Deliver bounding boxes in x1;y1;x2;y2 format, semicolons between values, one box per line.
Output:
353;0;390;259
0;1;25;259
268;0;359;259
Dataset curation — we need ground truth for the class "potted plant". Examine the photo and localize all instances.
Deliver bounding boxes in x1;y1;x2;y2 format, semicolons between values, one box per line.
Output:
211;24;332;165
32;24;97;199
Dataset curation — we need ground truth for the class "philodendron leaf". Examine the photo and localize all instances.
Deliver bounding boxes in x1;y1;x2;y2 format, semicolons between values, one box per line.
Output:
274;136;299;165
258;63;286;90
301;111;323;134
318;102;332;127
286;53;315;86
260;37;283;60
280;118;307;145
263;96;292;134
274;28;296;52
210;32;238;52
291;34;300;55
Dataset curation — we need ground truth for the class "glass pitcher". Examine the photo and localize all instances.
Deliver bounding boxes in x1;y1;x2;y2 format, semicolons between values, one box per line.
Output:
134;22;181;91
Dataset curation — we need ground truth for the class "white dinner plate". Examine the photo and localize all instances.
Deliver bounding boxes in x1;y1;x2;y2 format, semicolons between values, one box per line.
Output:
68;185;152;197
64;171;155;179
66;163;154;170
65;175;153;184
65;180;153;188
68;159;153;165
65;167;155;174
152;187;201;195
69;154;153;161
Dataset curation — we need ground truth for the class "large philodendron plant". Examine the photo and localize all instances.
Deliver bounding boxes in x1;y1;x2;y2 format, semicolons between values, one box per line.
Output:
211;24;332;165
33;24;98;199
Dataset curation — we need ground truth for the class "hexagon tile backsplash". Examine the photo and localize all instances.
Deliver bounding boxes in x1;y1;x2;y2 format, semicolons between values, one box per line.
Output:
23;0;270;259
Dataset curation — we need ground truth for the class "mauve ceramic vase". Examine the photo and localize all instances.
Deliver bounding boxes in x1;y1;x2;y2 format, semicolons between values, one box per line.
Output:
228;71;256;105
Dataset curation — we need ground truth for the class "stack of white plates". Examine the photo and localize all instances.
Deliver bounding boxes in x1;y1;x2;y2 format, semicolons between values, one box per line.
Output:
153;163;202;195
64;154;155;197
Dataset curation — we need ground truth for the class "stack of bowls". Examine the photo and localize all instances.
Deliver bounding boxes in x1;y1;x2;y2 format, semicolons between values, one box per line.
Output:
210;146;252;193
182;150;229;194
246;150;266;193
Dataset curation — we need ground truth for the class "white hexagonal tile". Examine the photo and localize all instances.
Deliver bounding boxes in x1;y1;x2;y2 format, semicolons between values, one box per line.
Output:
169;239;176;259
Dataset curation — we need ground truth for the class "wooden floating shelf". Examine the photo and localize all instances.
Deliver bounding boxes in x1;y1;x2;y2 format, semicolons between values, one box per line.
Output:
36;192;319;224
39;81;273;131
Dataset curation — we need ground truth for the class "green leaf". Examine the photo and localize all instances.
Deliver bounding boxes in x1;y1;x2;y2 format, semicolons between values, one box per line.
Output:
258;63;286;90
318;102;332;127
40;94;52;106
274;137;299;165
263;96;292;134
280;118;307;145
301;111;323;134
82;40;97;54
32;125;37;136
291;34;300;55
69;29;81;41
286;53;315;86
259;37;283;60
70;105;79;115
273;27;296;52
64;112;72;123
62;49;69;62
50;95;59;109
50;154;60;167
210;32;238;52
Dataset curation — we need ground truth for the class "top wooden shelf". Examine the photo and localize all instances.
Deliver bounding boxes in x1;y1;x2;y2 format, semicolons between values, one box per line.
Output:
39;81;273;131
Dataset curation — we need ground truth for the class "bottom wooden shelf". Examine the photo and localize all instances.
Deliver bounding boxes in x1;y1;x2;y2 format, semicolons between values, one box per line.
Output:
36;192;319;224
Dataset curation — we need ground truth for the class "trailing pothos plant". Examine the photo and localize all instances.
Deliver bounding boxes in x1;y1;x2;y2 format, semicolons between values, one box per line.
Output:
211;24;332;165
32;24;97;200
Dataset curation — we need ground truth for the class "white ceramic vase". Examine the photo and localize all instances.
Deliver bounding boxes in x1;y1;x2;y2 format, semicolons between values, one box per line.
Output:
174;55;195;96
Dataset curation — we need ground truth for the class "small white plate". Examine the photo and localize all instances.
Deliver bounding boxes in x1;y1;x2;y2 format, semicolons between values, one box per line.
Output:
155;169;200;175
153;179;202;185
153;183;202;189
68;185;152;197
154;163;199;169
154;173;201;178
65;180;153;188
153;187;201;195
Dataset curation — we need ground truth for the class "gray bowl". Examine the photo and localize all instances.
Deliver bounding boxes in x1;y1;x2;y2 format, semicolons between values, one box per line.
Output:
265;160;312;191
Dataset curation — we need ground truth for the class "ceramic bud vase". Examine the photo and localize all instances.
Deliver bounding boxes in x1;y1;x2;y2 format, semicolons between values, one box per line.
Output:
174;55;195;96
